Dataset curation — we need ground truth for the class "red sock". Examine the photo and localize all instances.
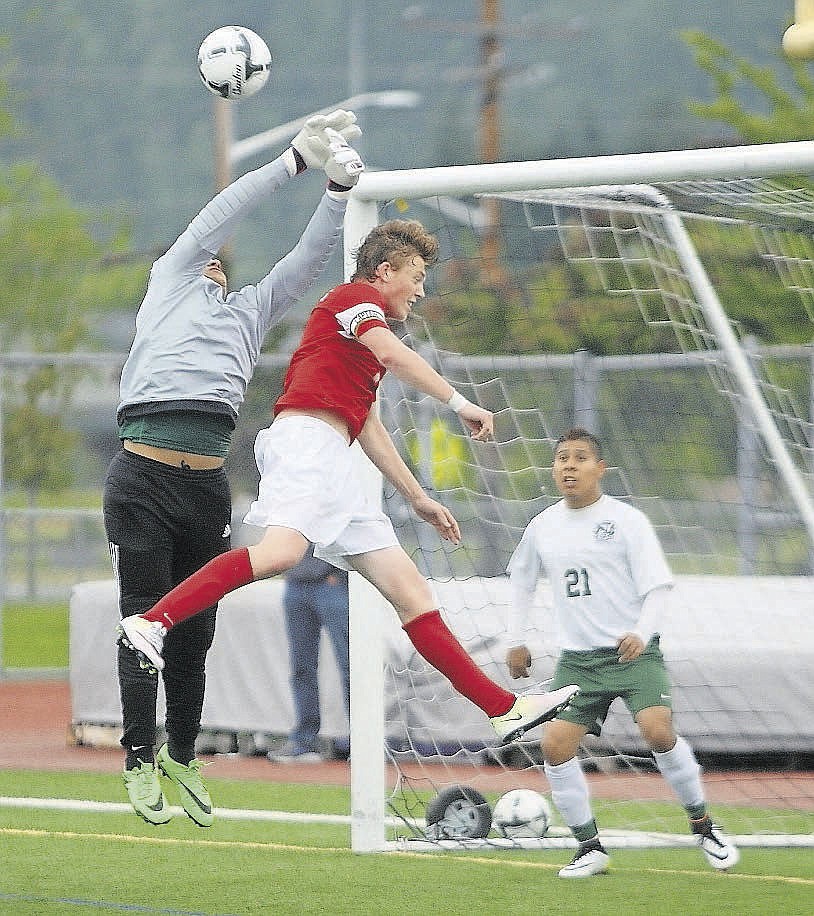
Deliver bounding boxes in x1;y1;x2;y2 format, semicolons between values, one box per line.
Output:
402;609;514;717
143;547;255;629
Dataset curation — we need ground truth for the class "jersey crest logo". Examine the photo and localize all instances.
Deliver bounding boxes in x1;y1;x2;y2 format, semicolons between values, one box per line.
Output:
594;520;615;541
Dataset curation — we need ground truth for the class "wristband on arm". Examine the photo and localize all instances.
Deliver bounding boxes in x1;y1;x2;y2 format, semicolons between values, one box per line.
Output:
446;388;471;413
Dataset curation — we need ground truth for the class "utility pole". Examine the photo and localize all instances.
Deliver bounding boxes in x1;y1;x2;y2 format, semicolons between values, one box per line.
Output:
212;96;234;267
213;96;234;193
478;0;504;285
405;4;578;285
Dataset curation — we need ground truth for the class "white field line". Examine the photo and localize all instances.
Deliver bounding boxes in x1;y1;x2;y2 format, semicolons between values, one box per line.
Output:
3;797;812;849
0;795;363;824
0;795;418;829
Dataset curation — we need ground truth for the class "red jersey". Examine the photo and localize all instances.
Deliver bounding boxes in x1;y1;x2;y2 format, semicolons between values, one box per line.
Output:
274;282;391;441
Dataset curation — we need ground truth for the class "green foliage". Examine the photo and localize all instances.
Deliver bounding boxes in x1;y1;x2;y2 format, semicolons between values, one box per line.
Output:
0;71;149;495
683;29;814;143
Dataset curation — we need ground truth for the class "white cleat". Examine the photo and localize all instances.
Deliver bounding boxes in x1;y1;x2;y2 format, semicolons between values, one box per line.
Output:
558;841;610;878
490;684;580;744
693;820;740;871
117;616;166;675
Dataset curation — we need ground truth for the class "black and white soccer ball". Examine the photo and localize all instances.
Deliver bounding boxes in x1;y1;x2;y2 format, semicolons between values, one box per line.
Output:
425;785;492;840
197;26;272;99
492;789;552;839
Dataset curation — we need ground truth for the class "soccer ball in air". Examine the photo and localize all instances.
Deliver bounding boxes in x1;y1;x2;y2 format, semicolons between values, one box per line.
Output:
492;789;552;839
197;26;272;99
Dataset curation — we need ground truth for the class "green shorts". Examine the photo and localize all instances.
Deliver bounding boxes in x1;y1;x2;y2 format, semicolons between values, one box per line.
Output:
550;638;672;736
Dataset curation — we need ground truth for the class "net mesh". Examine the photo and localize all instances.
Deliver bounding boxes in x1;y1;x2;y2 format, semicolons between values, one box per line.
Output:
365;177;814;848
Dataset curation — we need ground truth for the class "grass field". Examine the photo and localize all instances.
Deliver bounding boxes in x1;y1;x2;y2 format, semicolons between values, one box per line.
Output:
1;602;68;669
1;770;812;916
2;610;811;913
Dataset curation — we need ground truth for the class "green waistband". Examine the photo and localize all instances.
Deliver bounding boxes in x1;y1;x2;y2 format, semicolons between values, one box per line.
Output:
561;636;660;661
119;410;233;458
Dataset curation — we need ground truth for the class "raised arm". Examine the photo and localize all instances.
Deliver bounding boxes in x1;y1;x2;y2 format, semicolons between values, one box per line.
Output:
358;326;494;441
355;411;461;544
159;109;362;273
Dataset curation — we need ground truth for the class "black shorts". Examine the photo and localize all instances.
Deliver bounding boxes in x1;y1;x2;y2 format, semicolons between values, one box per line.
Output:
103;448;232;618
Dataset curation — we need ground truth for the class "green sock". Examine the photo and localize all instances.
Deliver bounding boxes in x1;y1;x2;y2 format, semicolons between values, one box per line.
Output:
573;819;599;843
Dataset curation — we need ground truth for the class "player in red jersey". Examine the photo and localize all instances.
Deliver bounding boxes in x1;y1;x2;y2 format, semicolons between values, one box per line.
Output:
118;219;578;743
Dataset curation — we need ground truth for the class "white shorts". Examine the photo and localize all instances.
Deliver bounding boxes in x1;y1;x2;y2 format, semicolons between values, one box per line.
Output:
242;415;399;570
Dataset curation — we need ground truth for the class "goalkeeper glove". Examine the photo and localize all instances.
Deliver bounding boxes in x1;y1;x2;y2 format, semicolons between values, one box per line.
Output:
289;109;362;172
323;127;364;197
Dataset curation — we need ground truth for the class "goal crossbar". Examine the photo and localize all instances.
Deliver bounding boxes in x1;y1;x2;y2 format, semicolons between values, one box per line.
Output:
351;141;814;203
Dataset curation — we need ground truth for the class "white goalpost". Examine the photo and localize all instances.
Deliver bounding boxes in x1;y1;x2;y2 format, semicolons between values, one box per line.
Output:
343;142;814;853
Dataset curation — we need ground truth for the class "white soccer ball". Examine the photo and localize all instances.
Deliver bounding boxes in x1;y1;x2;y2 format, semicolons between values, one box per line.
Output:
492;789;552;839
197;26;272;100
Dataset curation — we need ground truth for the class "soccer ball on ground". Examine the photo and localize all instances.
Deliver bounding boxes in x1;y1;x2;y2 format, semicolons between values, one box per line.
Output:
197;26;272;99
492;788;552;838
425;785;492;840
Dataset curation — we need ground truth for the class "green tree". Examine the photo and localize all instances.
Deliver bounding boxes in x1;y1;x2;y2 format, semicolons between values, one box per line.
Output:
683;30;814;143
0;86;148;495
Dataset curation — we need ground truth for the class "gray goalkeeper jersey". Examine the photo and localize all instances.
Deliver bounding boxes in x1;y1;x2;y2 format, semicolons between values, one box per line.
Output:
117;155;345;425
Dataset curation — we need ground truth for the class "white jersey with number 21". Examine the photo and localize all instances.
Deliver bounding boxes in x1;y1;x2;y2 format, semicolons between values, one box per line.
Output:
507;493;673;651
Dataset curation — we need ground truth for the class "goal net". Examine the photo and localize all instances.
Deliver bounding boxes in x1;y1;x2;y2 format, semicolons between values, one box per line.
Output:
342;143;814;853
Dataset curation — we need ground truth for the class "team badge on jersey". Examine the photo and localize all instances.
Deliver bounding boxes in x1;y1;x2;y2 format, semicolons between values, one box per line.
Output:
594;520;616;541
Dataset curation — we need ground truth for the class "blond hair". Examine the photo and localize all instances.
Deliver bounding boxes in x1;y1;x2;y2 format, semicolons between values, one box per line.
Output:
351;219;439;281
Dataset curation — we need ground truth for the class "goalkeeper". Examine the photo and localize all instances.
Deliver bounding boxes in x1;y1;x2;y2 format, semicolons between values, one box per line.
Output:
117;217;578;754
104;109;364;827
505;428;739;877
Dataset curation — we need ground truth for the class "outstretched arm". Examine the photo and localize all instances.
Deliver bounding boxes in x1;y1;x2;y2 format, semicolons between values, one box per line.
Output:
356;411;461;544
358;326;494;441
162;109;362;272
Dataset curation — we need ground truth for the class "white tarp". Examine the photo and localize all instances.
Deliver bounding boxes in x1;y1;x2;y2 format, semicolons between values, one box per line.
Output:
70;574;814;753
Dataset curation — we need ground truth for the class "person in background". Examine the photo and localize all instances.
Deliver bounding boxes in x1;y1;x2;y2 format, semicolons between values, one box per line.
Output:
104;109;363;827
505;427;739;877
269;544;350;763
117;219;579;752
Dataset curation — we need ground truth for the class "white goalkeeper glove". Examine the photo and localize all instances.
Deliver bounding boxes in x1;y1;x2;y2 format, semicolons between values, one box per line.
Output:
322;127;364;195
289;109;362;172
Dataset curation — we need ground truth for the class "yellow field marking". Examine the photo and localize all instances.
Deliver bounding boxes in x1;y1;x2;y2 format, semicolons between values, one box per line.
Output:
0;826;345;854
2;827;812;887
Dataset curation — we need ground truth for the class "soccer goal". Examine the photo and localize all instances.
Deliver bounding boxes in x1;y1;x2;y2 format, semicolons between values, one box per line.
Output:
343;142;814;853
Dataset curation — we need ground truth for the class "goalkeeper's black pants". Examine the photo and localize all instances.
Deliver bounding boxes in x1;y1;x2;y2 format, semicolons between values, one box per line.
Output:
103;448;232;757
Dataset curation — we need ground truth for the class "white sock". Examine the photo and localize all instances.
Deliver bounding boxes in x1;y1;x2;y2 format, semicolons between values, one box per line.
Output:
653;735;705;810
544;757;593;830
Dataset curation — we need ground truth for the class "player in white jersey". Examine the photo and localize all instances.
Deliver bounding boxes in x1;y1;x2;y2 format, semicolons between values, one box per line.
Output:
506;428;739;877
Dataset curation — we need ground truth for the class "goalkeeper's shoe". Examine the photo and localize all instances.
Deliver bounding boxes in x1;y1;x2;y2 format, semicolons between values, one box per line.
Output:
122;762;172;825
490;685;580;744
558;839;610;878
692;818;740;871
157;744;214;828
117;616;166;675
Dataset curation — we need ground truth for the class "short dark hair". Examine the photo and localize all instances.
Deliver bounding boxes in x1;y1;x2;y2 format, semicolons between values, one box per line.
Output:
351;219;439;281
555;427;603;458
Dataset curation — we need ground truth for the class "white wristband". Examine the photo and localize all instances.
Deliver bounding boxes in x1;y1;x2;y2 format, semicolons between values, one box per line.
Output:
446;389;469;413
281;147;299;178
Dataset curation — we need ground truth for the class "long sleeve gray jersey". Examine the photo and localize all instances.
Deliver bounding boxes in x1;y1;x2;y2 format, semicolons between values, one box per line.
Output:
117;155;346;425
